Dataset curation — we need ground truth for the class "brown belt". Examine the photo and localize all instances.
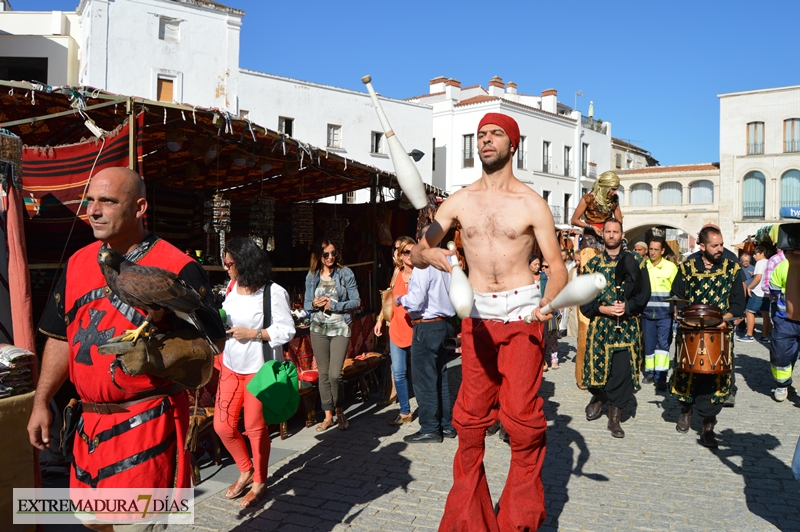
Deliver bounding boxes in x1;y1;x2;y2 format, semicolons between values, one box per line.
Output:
82;384;183;415
412;316;447;325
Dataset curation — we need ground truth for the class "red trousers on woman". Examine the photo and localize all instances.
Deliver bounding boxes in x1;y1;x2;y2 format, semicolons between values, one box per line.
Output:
440;319;547;532
214;364;271;483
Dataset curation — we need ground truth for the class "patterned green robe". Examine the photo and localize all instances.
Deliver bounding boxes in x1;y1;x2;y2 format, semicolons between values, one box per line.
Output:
669;256;742;404
581;251;649;389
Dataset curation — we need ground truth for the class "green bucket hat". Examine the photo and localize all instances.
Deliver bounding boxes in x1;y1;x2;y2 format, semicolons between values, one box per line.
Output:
246;360;299;424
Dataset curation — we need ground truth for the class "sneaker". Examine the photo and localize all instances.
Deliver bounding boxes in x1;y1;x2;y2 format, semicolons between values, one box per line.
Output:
736;335;755;342
642;374;654;384
774;387;788;402
759;335;771;344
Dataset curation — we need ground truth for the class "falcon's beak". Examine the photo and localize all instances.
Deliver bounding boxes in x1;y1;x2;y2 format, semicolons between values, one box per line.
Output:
99;251;109;264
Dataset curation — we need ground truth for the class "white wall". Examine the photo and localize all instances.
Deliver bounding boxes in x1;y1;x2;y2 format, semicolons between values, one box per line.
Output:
78;0;242;111
0;11;80;85
719;85;800;243
239;70;433;189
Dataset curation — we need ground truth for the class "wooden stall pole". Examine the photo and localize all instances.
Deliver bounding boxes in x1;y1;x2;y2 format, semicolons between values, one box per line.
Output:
370;176;378;311
127;97;136;171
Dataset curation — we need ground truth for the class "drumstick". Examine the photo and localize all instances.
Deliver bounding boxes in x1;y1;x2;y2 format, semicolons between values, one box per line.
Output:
524;273;606;324
362;75;428;210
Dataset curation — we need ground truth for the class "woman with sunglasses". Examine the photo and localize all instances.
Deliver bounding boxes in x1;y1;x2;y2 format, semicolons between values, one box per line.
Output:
304;239;361;431
217;237;296;507
374;236;416;425
530;255;560;370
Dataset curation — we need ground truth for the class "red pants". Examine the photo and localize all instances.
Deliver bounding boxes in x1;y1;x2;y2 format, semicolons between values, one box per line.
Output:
440;319;547;532
214;364;271;483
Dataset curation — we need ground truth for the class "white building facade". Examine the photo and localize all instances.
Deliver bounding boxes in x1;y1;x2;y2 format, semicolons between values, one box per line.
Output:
719;85;800;244
617;163;720;250
0;0;433;203
407;76;612;225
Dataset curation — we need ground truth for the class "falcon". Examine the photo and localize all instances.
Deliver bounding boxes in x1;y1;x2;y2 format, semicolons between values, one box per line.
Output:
97;244;217;349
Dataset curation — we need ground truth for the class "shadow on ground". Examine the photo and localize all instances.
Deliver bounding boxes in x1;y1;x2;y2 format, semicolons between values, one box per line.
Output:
540;378;608;532
214;400;414;531
714;429;800;532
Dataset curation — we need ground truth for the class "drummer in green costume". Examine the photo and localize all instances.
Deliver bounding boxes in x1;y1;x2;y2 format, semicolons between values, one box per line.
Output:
670;225;745;448
580;218;651;439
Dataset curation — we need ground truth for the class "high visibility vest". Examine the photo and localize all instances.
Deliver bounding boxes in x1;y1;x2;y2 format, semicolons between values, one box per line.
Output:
644;258;678;320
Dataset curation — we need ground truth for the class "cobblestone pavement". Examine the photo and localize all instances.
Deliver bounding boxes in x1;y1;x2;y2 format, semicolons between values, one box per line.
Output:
182;332;799;532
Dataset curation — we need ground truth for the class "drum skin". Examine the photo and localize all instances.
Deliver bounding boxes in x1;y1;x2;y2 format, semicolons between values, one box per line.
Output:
677;304;723;328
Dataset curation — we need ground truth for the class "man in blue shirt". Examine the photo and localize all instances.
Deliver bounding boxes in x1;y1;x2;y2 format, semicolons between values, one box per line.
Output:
399;226;456;443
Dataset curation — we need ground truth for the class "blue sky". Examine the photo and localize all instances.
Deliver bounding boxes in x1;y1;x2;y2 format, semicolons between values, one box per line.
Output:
10;0;800;165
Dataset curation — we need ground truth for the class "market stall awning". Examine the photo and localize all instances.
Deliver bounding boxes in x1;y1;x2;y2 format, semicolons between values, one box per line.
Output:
0;80;402;203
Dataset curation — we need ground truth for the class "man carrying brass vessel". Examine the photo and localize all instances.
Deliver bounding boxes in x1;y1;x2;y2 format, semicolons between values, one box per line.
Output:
411;113;566;532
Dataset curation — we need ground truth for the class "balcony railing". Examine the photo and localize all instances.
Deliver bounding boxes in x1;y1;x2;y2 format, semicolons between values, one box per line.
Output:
786;140;800;153
517;151;526;170
588;166;597;179
748;143;764;155
564;163;571;177
548;205;574;225
581;116;608;135
542;156;551;174
743;201;765;219
462;150;474;168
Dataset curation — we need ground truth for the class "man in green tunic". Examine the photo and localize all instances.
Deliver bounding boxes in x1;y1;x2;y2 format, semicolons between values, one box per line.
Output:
671;226;745;448
580;219;651;438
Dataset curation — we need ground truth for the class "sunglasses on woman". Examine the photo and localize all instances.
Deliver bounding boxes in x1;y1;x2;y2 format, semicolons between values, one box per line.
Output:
223;260;235;268
542;264;549;269
322;251;338;259
401;249;412;256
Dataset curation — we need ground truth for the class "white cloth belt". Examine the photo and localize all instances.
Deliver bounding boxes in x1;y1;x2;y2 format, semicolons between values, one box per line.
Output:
470;284;541;323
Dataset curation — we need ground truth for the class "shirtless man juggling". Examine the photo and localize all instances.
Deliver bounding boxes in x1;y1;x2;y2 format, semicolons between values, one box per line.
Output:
411;113;566;532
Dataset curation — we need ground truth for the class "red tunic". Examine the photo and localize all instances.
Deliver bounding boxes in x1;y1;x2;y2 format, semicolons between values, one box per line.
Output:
63;238;194;489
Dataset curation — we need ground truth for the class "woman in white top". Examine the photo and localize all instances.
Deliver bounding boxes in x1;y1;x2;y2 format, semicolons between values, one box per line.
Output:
215;237;295;508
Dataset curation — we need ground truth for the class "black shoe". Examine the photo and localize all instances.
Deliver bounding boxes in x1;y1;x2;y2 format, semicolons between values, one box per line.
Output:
642;374;654;384
403;431;443;444
655;380;668;392
723;393;735;408
442;429;457;439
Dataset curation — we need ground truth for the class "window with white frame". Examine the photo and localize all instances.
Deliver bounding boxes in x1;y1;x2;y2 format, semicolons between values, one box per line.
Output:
564;146;571;177
747;122;764;154
346;191;356;204
658;182;683;205
781;169;800;208
581;143;589;175
742;171;765;218
463;134;474;168
517;136;526;169
278;117;293;137
689;180;714;204
785;119;800;153
630;183;652;206
327;124;341;148
617;185;625;206
542;141;551;173
371;131;383;154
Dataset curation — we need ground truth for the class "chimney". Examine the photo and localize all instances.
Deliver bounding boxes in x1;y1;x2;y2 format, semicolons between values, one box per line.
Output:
445;78;461;100
506;81;517;95
430;76;447;94
541;88;557;114
488;76;505;97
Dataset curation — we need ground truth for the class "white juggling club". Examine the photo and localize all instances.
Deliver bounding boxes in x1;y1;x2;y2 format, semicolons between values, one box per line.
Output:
446;241;474;319
362;74;428;210
524;273;606;324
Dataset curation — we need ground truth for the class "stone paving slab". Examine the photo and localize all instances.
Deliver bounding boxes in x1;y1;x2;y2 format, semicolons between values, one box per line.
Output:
176;332;799;531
